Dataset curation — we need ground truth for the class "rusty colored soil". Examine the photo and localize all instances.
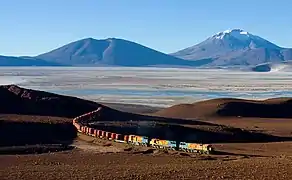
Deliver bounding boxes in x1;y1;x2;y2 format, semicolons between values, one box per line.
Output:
0;148;291;180
0;114;292;180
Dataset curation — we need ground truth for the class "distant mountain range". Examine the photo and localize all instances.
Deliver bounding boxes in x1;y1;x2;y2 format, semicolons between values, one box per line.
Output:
1;29;291;68
0;55;65;66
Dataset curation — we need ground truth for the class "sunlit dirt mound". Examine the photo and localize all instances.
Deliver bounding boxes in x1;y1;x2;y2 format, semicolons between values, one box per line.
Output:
154;98;292;119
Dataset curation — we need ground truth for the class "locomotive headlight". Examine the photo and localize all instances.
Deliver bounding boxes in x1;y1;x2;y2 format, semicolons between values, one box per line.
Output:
204;144;213;151
208;146;213;151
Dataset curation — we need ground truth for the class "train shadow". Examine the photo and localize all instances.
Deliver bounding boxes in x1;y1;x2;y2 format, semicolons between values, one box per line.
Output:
89;122;292;144
89;109;218;126
212;150;267;158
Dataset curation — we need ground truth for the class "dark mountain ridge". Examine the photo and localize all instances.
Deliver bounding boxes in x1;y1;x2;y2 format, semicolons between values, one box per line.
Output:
0;55;65;66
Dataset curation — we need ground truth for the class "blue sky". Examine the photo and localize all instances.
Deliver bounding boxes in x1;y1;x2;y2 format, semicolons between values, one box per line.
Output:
1;0;291;56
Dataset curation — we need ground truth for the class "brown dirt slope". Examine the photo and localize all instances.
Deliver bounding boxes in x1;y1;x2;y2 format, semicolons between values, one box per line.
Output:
0;85;141;127
0;85;102;118
0;85;164;120
154;98;292;119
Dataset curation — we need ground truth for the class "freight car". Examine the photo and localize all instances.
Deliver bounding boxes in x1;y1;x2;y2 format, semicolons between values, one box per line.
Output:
128;135;149;146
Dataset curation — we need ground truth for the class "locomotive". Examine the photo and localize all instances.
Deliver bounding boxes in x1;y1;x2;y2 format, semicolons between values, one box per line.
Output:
132;136;213;154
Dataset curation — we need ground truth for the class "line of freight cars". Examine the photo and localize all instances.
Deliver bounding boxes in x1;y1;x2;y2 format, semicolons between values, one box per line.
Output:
73;115;214;154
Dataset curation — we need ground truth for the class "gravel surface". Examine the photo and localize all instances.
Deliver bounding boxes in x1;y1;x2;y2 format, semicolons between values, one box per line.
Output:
0;150;291;180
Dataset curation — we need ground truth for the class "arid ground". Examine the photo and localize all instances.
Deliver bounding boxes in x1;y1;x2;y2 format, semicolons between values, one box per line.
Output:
0;84;292;179
0;113;291;180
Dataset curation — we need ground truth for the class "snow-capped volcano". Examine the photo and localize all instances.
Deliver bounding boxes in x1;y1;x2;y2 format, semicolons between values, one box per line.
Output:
170;28;291;66
214;29;250;39
213;29;251;40
209;29;280;49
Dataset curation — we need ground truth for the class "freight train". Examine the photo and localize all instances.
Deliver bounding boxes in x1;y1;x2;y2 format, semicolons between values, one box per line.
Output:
72;108;214;154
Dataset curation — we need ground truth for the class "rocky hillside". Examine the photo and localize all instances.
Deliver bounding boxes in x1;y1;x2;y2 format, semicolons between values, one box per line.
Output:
0;85;101;117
